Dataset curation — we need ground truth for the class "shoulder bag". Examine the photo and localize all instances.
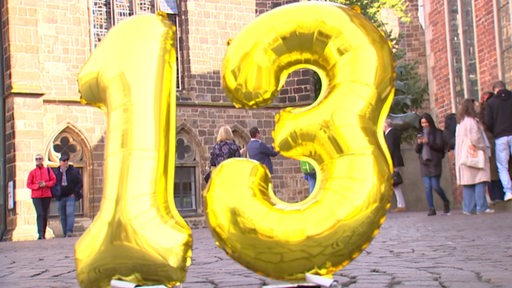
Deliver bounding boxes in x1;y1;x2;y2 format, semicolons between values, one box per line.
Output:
460;140;485;169
392;171;403;186
49;167;61;199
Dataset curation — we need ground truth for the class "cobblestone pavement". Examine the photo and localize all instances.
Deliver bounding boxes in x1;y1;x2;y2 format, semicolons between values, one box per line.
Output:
1;208;511;287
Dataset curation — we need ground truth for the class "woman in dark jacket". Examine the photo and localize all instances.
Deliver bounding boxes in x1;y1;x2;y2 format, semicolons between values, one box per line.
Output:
205;125;243;182
415;113;451;216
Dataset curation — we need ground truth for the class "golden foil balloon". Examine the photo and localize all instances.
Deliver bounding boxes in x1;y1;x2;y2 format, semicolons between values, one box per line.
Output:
206;2;395;280
75;13;192;287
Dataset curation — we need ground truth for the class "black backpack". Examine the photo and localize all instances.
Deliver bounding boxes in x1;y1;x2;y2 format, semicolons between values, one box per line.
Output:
443;113;457;152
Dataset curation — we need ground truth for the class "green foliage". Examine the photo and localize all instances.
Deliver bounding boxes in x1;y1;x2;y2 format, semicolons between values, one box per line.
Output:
333;0;410;25
394;61;429;143
331;0;427;143
394;62;428;113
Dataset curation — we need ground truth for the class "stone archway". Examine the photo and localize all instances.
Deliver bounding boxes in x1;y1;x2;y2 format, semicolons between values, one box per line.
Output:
175;122;202;215
45;124;93;224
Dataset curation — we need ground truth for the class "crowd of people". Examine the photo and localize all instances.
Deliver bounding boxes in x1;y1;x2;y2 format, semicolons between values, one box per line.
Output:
387;80;512;216
31;83;512;239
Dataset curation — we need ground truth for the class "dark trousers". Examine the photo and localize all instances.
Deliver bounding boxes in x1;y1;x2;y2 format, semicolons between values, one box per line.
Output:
488;180;505;201
32;197;51;239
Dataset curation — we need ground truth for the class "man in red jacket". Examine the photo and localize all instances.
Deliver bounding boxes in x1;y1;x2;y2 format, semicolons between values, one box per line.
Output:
26;154;56;240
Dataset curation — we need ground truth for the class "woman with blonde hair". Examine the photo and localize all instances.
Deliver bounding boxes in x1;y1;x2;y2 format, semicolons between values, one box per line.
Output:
206;125;242;182
455;98;494;215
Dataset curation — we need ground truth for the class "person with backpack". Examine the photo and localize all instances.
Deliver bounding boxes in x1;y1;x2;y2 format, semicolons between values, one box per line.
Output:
53;153;83;237
415;113;451;216
26;153;56;240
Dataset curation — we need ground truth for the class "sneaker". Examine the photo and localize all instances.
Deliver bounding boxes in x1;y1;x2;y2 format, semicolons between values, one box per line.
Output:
427;208;436;216
392;207;407;212
505;193;512;202
443;201;450;215
477;208;495;214
462;211;472;215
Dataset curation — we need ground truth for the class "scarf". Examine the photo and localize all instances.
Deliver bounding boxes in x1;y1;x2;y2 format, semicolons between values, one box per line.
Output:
421;128;432;162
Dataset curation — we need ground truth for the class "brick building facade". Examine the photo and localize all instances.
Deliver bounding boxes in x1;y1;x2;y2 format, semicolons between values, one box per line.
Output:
421;0;511;204
0;0;316;241
1;0;510;240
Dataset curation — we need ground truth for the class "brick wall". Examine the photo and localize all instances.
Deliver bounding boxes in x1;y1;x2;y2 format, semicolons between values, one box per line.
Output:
474;0;499;91
182;0;255;102
400;0;428;81
8;0;505;239
421;0;504;205
177;105;310;205
3;0;318;239
4;0;107;240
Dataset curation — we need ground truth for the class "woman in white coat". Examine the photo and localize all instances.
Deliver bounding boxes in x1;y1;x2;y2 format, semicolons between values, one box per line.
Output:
455;98;494;215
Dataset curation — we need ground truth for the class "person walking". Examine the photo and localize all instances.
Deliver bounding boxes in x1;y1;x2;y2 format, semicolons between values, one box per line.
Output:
484;80;512;202
455;98;494;215
384;119;407;212
415;113;451;216
53;153;83;237
26;154;56;240
247;127;279;175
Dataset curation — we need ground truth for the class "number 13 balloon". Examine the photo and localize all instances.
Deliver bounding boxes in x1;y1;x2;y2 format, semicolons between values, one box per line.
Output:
74;1;394;287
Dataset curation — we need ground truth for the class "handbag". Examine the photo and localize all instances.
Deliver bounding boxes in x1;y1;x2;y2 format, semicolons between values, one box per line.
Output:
392;171;403;186
460;140;485;169
48;167;61;199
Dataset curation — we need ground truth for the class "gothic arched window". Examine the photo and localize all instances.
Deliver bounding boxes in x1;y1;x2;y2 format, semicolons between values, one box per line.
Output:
174;134;199;214
90;0;182;89
48;132;86;217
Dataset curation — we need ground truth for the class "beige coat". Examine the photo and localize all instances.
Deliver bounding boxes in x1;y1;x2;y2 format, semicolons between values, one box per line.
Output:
455;117;491;185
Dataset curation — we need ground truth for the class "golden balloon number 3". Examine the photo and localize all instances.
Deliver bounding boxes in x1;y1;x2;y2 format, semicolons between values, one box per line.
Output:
75;2;395;287
207;2;395;281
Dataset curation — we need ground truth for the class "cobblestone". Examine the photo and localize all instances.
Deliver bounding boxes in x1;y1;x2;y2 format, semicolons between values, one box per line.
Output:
0;208;511;287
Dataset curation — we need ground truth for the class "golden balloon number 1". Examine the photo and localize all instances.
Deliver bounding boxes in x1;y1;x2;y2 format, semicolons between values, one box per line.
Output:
76;13;191;287
75;2;395;287
205;2;395;281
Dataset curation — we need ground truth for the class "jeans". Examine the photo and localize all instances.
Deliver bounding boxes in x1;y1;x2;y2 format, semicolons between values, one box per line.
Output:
494;136;512;195
422;176;449;209
304;173;316;194
58;195;76;235
462;182;488;213
32;197;51;239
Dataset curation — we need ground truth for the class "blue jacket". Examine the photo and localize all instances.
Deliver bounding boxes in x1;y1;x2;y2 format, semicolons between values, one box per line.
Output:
247;139;279;174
